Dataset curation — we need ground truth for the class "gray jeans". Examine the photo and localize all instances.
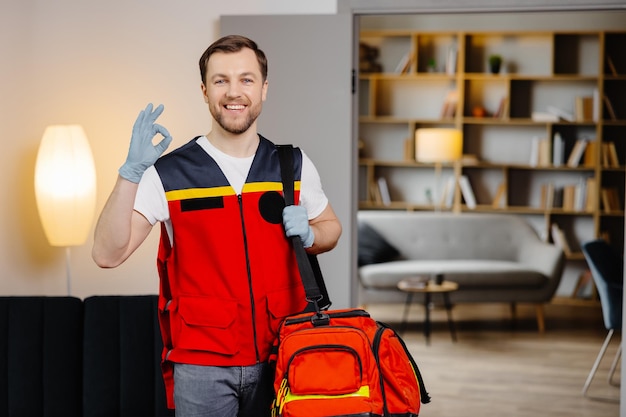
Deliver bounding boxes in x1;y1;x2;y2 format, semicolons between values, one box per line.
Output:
173;362;273;417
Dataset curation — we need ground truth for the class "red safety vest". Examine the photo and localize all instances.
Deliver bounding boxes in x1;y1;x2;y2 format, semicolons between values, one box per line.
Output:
154;136;307;408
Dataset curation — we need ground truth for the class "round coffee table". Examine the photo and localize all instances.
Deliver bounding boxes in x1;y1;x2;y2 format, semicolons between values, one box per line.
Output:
397;276;458;345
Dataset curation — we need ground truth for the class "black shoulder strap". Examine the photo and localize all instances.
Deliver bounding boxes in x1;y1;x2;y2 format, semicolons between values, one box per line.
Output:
277;145;331;312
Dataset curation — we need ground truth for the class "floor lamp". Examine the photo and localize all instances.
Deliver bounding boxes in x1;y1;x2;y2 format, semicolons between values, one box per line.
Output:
415;128;463;210
34;125;97;296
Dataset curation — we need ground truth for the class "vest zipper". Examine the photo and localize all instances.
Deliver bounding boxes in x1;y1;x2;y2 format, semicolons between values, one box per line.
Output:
238;194;261;362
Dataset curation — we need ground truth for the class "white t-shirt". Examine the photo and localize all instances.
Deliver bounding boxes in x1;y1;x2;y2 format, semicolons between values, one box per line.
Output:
134;136;329;241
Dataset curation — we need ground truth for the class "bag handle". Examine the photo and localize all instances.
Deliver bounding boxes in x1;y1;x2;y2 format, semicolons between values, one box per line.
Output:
277;145;331;314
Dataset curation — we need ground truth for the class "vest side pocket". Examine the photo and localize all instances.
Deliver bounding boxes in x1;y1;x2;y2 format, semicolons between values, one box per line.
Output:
176;295;239;355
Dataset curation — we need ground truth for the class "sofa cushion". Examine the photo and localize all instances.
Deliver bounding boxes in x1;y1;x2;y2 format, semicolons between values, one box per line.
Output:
358;221;400;266
360;260;548;290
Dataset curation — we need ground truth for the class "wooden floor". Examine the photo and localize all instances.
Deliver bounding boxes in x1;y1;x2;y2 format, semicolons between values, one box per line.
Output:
365;302;621;417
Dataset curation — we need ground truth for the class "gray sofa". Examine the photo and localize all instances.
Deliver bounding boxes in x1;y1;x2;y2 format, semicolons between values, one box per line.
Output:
357;211;565;332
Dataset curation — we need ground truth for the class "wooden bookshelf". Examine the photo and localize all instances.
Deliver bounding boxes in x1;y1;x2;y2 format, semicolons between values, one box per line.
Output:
358;29;626;307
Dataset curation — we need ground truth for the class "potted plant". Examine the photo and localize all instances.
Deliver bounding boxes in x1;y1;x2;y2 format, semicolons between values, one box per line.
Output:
427;58;437;72
489;54;502;74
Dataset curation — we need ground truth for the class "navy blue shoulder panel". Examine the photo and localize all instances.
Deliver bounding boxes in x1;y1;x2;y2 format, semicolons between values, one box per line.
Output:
251;135;302;183
154;136;228;192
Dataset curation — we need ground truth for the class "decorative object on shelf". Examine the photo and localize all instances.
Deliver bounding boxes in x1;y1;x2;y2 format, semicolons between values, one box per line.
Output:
472;106;486;118
446;44;457;75
427;58;437;73
488;54;502;74
415;128;463;210
359;43;382;73
34;125;97;295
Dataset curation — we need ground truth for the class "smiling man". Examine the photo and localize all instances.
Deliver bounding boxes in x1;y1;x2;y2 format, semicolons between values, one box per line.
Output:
92;35;341;417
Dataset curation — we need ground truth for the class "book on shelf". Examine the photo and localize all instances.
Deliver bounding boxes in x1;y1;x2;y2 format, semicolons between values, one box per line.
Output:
601;143;610;167
574;178;586;212
574;96;594;122
369;181;382;204
445;45;457;75
585;177;597;212
603;94;618;120
550;223;572;256
562;184;576;211
560;179;587;212
538;138;551;167
566;138;588;167
529;137;539;167
608;142;620;167
458;175;477;209
440;177;456;208
493;96;508;119
607;55;618;76
394;51;413;74
547;105;575;122
593;88;601;122
552;186;564;209
598;230;612;245
376;177;391;206
583;140;597;167
440;90;459;118
541;183;570;210
529;137;551;167
602;142;620;167
460;154;480;165
404;137;414;161
531;111;559;122
552;132;564;167
491;182;507;208
540;182;555;209
601;187;621;212
571;270;594;299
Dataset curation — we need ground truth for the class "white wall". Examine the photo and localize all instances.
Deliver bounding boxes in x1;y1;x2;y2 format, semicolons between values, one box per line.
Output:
2;0;625;301
0;0;335;298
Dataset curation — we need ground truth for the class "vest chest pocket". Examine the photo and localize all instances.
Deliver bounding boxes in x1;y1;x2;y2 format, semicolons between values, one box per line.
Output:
176;296;239;355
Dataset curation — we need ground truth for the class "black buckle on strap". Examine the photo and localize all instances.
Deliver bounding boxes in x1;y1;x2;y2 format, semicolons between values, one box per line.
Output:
311;311;330;327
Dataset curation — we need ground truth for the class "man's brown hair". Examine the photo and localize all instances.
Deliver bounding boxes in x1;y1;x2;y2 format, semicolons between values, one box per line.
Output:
199;35;268;84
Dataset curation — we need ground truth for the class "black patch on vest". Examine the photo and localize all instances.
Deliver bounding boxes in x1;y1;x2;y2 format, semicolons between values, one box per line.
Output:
180;196;224;212
258;191;285;224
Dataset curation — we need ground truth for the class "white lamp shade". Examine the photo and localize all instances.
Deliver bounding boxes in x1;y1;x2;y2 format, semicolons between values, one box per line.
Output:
34;125;97;247
415;128;463;162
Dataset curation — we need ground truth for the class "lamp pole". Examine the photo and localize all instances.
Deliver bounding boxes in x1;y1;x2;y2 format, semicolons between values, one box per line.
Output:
65;247;72;296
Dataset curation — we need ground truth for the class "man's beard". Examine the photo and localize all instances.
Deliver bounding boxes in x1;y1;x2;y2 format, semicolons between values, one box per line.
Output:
211;102;262;135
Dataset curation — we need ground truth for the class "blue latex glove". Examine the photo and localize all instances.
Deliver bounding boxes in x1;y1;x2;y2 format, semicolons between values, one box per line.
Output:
119;103;173;183
283;205;314;248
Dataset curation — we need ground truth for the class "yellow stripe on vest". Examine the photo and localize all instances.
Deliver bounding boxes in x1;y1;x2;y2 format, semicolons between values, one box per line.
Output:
165;186;234;201
242;182;282;193
242;181;301;193
165;181;301;201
